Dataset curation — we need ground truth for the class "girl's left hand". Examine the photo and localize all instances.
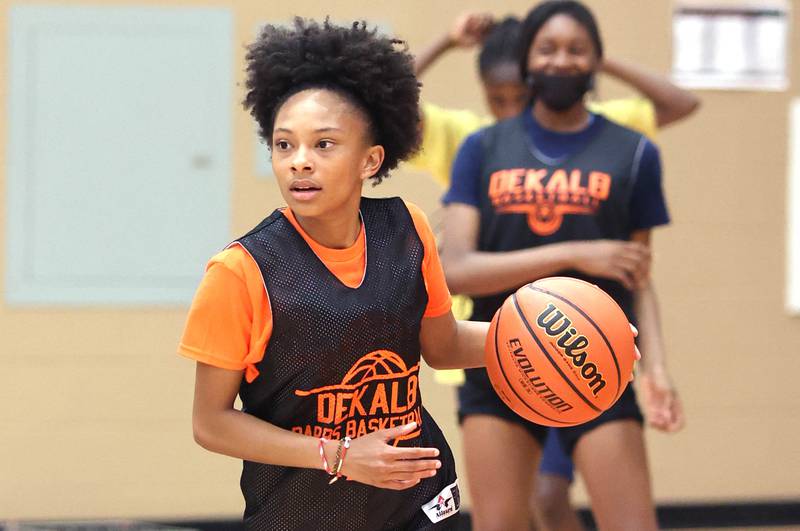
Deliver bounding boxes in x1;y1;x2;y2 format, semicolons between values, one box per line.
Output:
639;367;685;432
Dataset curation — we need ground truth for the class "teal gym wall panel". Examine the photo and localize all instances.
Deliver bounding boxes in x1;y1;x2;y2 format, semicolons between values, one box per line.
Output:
6;5;233;306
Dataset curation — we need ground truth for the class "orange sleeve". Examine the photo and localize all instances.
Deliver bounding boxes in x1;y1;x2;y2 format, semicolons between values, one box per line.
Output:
177;245;271;383
405;202;453;318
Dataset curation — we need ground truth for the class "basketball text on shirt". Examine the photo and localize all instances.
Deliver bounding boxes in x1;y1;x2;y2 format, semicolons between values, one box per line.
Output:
488;167;612;236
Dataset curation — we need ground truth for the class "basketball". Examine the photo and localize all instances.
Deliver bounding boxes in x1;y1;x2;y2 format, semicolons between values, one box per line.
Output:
485;277;637;427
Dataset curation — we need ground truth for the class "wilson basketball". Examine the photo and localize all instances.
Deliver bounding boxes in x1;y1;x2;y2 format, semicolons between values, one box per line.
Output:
484;277;637;427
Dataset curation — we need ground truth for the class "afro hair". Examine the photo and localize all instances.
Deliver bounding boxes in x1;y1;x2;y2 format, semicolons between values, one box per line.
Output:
243;18;421;183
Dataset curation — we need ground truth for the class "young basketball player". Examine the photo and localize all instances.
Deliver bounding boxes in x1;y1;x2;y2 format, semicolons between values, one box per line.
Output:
439;2;685;530
410;11;700;188
178;19;493;530
410;14;699;328
412;11;696;364
415;10;697;531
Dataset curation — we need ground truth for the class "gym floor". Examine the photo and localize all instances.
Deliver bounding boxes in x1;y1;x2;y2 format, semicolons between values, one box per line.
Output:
2;517;799;530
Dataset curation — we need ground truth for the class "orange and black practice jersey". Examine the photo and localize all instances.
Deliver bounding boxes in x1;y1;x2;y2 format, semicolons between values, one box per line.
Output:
180;198;460;530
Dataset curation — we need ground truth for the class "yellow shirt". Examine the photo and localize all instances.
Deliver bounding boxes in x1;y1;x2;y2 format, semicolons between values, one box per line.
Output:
408;98;657;384
407;98;657;189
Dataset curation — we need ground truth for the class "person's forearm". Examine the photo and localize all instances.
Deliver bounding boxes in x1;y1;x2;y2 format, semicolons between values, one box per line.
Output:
414;32;453;77
442;242;575;296
602;57;700;127
427;320;490;370
193;408;326;470
633;282;668;373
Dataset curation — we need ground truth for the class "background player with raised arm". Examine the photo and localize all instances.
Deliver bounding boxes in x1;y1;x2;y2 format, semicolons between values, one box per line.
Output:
413;9;698;531
439;2;685;530
178;19;491;530
410;11;700;188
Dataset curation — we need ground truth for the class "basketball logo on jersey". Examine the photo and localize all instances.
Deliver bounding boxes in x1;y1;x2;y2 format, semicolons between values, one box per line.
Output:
488;168;612;235
292;350;422;442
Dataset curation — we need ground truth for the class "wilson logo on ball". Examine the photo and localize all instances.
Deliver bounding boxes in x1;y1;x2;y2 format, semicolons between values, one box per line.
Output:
536;303;607;396
484;277;634;427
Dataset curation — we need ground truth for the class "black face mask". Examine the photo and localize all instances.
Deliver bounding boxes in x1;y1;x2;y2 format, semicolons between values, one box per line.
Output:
527;71;594;112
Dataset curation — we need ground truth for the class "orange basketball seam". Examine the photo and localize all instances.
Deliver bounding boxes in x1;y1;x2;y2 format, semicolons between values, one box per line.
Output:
491;304;575;426
512;293;602;413
528;283;624;401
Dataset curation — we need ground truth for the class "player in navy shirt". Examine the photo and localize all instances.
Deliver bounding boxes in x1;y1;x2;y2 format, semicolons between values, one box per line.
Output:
439;2;684;531
446;107;670;232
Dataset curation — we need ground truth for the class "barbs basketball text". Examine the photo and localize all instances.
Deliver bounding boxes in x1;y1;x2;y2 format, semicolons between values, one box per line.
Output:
291;350;423;442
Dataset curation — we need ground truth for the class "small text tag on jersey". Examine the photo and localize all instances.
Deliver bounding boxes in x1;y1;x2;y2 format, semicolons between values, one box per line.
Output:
421;479;460;523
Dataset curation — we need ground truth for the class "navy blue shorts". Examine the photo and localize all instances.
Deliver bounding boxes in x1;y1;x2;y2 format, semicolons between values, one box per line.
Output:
555;382;644;456
539;428;574;481
458;368;644;472
457;368;548;445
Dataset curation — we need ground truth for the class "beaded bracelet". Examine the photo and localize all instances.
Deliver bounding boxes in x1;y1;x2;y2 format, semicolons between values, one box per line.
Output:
328;436;352;484
318;437;334;475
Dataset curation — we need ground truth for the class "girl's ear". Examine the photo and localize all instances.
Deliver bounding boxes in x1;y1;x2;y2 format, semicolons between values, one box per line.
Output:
361;145;385;182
